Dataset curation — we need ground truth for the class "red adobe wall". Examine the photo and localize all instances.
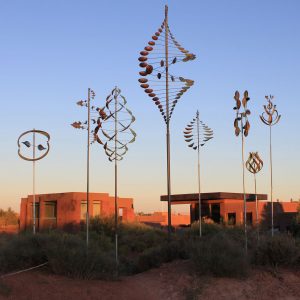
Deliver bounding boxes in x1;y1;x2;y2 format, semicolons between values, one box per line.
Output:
20;192;135;231
137;212;190;226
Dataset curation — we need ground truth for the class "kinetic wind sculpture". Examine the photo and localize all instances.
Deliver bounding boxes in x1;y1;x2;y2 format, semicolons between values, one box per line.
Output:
184;111;214;237
233;90;251;250
260;95;281;237
246;152;263;235
71;88;106;247
94;87;136;266
17;130;50;234
138;5;196;236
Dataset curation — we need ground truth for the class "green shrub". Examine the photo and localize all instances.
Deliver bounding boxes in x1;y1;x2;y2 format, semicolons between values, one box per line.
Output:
191;232;249;278
0;233;46;273
253;234;299;268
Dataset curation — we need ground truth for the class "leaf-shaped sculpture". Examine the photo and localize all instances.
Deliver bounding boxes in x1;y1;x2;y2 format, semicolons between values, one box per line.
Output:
233;90;251;137
22;141;31;148
138;5;195;124
260;95;281;127
246;152;263;175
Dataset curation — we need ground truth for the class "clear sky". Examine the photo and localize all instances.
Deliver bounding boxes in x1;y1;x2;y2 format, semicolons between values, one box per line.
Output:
0;0;299;213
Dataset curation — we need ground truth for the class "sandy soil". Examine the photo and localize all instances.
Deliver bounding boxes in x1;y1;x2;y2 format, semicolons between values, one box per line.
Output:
0;261;299;300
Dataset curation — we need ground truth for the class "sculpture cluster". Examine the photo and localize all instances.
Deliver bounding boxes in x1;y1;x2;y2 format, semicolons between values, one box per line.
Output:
138;18;195;123
184;111;213;149
233;91;251;137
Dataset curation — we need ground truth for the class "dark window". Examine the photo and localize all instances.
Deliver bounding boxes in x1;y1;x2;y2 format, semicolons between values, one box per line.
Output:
228;213;236;225
246;212;253;225
211;204;221;223
31;203;40;219
45;201;57;219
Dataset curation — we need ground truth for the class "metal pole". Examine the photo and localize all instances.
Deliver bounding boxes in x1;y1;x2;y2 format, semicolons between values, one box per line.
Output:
241;120;247;252
165;5;172;239
114;89;119;269
86;88;90;247
254;173;259;240
33;129;36;234
196;113;202;237
270;125;274;237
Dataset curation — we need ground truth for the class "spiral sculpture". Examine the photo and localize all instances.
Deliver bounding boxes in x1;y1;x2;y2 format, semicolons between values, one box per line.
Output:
94;87;136;269
260;95;281;237
184;111;213;237
138;5;196;236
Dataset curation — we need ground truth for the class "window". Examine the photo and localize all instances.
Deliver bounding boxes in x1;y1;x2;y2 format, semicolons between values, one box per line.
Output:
31;202;40;219
45;201;57;219
81;201;87;220
118;208;124;221
246;212;253;225
228;213;236;225
93;201;101;217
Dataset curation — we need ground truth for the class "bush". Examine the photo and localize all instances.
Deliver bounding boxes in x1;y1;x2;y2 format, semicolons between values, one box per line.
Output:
191;232;249;278
253;234;299;268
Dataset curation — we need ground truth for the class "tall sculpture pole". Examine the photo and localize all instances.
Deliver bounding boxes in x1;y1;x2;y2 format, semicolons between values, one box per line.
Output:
184;111;214;237
260;95;281;236
17;130;50;234
233;91;251;252
94;87;136;270
71;88;99;247
246;152;263;239
138;5;195;238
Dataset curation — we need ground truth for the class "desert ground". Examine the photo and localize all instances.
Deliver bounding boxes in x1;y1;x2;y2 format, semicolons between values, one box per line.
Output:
0;260;299;300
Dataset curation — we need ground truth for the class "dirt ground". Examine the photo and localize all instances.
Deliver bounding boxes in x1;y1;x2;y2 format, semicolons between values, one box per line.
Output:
0;260;299;300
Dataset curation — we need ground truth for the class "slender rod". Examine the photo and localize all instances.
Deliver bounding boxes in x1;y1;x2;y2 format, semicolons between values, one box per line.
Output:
270;125;274;237
196;113;202;237
241;119;247;253
86;88;90;247
33;129;36;234
165;5;172;239
254;173;259;240
114;89;119;269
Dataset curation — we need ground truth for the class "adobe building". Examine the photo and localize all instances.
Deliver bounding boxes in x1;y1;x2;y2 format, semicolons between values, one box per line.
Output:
160;192;299;230
136;212;190;227
20;192;135;231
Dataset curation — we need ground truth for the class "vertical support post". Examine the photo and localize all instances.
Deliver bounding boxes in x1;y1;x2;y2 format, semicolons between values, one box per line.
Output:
196;112;202;237
114;88;119;270
86;88;90;248
270;125;274;237
32;129;36;234
254;173;259;240
165;5;172;239
241;120;247;253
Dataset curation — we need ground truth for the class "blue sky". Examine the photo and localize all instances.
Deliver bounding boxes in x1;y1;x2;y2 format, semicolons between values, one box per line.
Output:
0;0;299;213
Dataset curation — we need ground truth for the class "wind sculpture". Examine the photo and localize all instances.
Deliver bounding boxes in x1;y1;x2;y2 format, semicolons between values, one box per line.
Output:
94;87;136;268
71;88;106;247
233;90;251;251
17;130;50;234
260;95;281;237
184;111;213;237
138;5;196;237
246;152;263;238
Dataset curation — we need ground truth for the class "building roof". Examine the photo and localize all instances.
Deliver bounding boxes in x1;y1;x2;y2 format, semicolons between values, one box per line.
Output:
160;192;268;203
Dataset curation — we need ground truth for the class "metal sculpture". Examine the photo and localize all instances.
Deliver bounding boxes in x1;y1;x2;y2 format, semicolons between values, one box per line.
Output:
184;111;213;237
138;5;196;237
71;88;106;247
94;87;136;267
17;129;50;234
260;95;281;237
233;90;251;251
246;152;263;237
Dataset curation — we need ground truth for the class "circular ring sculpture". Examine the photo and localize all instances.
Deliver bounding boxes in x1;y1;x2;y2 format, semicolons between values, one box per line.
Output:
17;130;50;161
